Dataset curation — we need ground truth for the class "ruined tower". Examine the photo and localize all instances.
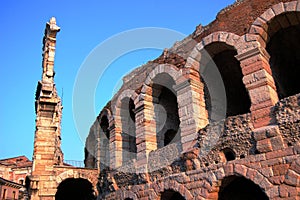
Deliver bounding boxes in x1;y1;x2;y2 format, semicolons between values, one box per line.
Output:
28;17;63;200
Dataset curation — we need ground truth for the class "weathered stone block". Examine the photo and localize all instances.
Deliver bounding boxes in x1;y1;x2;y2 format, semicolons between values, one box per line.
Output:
284;170;300;187
257;138;273;153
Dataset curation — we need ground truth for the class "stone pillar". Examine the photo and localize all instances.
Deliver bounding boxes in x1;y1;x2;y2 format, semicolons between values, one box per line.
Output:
99;129;105;170
84;126;97;168
175;68;209;152
236;47;279;128
109;120;122;169
135;87;157;174
30;17;62;200
95;124;101;172
99;125;110;170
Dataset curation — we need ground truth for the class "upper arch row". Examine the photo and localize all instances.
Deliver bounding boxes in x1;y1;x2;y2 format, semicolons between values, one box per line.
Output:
100;0;300;126
84;1;300;169
189;0;300;63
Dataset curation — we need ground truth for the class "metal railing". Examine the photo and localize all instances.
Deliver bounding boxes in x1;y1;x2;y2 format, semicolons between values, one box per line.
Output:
64;160;85;168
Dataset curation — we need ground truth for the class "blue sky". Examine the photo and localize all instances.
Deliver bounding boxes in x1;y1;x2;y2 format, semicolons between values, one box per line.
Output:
0;0;234;161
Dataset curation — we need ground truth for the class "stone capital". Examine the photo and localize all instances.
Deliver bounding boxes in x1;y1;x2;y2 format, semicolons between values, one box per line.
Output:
173;79;190;92
235;47;270;62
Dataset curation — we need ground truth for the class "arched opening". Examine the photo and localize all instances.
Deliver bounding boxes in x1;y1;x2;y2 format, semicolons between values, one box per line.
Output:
218;176;269;200
121;97;136;164
222;148;236;162
100;115;110;138
203;43;251;118
84;131;96;168
55;178;96;200
99;115;110;170
152;73;180;148
266;12;300;99
160;190;185;200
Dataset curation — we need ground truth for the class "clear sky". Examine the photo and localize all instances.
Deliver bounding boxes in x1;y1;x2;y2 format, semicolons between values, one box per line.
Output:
0;0;234;161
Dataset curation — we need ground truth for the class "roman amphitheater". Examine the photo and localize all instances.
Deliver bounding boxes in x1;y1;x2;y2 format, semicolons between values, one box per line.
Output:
24;0;300;199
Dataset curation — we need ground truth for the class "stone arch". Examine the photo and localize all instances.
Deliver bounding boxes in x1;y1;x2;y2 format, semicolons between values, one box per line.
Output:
56;170;96;185
55;170;98;195
218;175;269;200
98;108;113;140
186;31;251;118
143;64;183;87
185;167;272;199
186;31;242;70
99;107;113;124
214;164;274;198
249;1;300;99
150;178;193;200
249;1;300;48
55;177;96;200
114;89;138;166
114;89;138;118
97;108;113;170
140;64;182;149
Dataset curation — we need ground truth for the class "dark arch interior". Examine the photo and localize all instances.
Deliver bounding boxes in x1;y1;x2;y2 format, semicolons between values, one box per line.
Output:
267;16;300;99
99;115;110;170
204;43;251;118
223;148;236;161
100;115;109;139
160;190;185;200
84;147;95;168
152;73;180;148
121;97;136;164
158;87;180;147
164;129;177;146
84;132;96;168
55;178;96;200
218;176;269;200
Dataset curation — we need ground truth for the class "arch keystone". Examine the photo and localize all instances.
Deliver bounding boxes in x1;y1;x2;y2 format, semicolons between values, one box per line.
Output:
272;2;285;15
260;8;276;22
284;1;297;12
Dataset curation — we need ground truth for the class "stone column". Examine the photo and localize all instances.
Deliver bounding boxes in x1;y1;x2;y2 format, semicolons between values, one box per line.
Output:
95;124;101;172
109;119;122;169
236;47;279;128
175;68;208;152
99;129;105;171
30;17;62;200
135;87;157;174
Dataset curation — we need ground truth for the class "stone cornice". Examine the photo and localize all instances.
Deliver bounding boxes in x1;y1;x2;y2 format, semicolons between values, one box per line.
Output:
235;47;270;61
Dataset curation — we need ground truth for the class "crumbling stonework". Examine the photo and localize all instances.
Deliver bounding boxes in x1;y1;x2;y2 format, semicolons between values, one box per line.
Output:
275;94;300;147
28;17;65;200
26;18;98;200
84;0;300;199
